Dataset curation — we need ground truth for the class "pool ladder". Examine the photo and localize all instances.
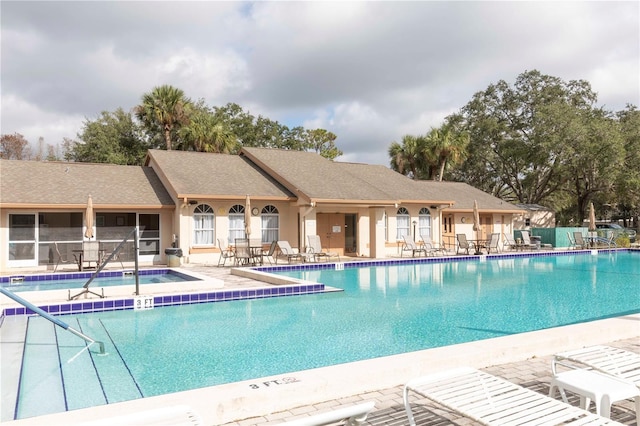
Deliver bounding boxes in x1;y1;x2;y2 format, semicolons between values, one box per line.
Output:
0;287;105;354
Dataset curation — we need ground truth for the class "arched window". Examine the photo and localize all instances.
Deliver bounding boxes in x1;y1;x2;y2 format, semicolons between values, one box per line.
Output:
261;205;279;243
193;204;214;246
396;207;410;240
419;207;431;240
228;204;245;244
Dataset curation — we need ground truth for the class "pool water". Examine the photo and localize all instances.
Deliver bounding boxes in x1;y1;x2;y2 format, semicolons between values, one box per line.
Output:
1;269;199;292
12;252;640;419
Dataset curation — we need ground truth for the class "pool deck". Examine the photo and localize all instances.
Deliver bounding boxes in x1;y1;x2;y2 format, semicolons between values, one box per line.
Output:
2;257;640;426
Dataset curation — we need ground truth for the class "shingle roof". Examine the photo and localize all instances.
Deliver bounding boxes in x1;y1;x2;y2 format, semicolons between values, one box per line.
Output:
0;159;174;207
241;147;455;205
145;149;294;200
415;181;524;212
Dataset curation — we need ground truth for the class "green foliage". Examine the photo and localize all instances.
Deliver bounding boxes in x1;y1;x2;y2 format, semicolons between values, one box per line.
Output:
135;85;192;151
64;108;148;165
388;124;468;181
615;234;630;248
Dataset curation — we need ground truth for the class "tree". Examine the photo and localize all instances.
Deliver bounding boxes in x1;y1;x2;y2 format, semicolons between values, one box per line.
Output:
135;85;191;150
562;108;624;223
65;108;148;165
424;125;469;181
447;70;599;205
177;109;238;154
388;135;427;179
615;105;640;228
0;133;32;159
302;129;343;160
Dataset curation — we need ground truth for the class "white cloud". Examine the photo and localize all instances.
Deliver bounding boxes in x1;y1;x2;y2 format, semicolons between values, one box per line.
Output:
1;1;638;165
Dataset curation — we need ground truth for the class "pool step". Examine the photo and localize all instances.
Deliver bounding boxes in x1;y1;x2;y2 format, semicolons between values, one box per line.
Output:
16;318;67;418
15;315;143;420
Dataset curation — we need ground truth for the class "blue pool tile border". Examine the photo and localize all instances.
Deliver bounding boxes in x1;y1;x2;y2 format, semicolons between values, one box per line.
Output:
0;268;198;285
254;248;635;273
1;283;326;317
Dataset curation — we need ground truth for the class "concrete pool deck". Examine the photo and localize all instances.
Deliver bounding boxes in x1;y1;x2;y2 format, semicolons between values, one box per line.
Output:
2;259;639;425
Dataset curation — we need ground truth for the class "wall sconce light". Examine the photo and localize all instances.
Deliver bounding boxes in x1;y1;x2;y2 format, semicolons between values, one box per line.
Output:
188;200;198;205
461;217;466;223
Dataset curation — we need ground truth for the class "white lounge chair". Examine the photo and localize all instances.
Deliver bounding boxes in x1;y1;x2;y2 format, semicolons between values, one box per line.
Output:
403;367;623;426
486;233;500;254
503;233;517;251
420;235;447;256
284;401;375;426
553;345;640;389
401;235;427;257
307;234;340;262
79;404;202;425
520;230;539;250
276;240;309;264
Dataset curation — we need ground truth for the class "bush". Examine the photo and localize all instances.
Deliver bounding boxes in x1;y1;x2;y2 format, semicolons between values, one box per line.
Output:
615;234;630;248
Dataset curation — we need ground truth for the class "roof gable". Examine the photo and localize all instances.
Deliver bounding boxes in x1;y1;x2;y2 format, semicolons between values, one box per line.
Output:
146;149;294;200
241;147;454;204
415;181;523;212
0;159;174;207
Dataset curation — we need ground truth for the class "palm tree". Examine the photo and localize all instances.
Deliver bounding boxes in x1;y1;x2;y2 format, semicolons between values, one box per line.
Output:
135;85;191;151
178;111;238;153
425;126;469;181
388;135;427;179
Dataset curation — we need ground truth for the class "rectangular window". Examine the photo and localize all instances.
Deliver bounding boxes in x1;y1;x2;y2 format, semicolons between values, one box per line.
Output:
419;217;431;239
139;214;160;255
261;214;279;243
193;214;214;245
228;214;245;245
38;212;83;266
9;214;36;261
396;216;410;240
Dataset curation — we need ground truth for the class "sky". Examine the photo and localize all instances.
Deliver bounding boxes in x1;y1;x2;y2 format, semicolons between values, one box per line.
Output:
1;1;639;166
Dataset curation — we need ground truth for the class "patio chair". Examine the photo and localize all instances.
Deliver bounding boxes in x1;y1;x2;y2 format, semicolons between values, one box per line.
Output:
401;235;427;257
74;241;101;271
403;367;623;426
284;401;375;426
567;232;577;249
420;235;447;256
519;230;539;250
573;232;588;249
217;238;235;267
53;241;73;272
261;240;278;265
276;240;308;264
456;234;474;255
234;238;253;266
307;234;340;262
486;233;500;254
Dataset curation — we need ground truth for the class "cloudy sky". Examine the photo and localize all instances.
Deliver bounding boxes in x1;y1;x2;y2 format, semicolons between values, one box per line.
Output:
2;1;638;166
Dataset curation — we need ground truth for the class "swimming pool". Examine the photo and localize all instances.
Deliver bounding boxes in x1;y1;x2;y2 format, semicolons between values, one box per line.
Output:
0;269;201;292
8;251;640;420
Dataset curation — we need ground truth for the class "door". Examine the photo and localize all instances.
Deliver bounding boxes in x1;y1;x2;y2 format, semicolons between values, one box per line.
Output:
316;213;345;256
344;214;357;254
442;214;455;250
8;214;37;267
479;215;492;240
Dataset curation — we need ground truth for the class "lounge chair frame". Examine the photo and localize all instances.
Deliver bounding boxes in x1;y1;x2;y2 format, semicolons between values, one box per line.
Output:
404;367;623;426
552;345;640;389
307;235;340;262
284;401;375;426
401;235;427;257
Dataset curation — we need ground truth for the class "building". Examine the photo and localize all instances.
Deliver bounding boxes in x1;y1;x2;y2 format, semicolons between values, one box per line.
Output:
0;148;523;273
